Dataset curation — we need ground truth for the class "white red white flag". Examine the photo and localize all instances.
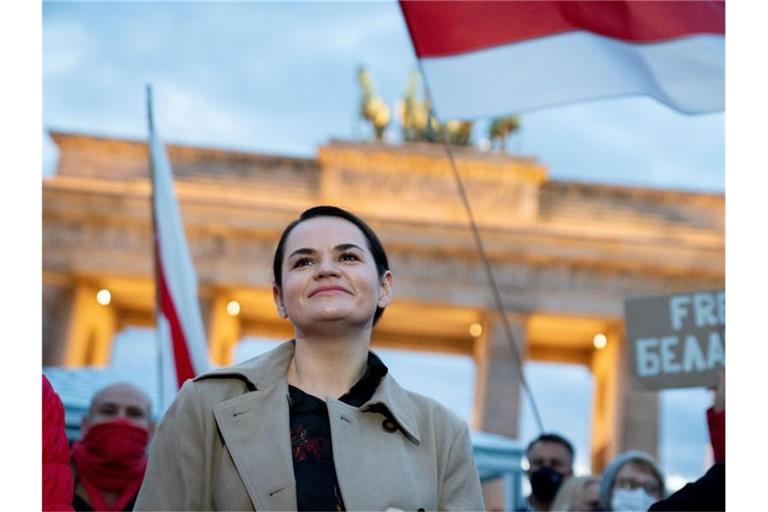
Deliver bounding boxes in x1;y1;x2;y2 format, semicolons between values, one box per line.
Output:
399;1;725;119
146;87;211;410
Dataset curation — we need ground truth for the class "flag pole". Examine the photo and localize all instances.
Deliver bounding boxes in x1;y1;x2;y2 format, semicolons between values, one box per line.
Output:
414;63;546;435
146;84;166;415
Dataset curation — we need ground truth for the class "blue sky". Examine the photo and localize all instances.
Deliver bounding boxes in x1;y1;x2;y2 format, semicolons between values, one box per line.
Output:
42;0;722;491
42;1;724;192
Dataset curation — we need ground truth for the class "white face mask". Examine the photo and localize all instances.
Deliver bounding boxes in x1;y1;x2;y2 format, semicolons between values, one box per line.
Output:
610;488;657;511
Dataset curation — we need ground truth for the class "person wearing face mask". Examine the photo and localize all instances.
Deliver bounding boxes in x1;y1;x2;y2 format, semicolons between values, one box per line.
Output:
70;383;155;511
518;433;575;511
599;450;666;512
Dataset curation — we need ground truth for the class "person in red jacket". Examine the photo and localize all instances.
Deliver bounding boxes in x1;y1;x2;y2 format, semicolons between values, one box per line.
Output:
43;375;74;511
649;370;725;511
706;371;725;463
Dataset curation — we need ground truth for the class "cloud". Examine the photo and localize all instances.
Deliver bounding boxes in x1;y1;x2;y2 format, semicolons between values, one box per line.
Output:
151;80;258;147
43;17;91;76
40;1;423;158
41;2;724;194
297;4;406;55
516;97;724;192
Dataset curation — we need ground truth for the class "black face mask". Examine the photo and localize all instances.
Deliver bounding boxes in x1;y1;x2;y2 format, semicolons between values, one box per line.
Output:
529;466;565;503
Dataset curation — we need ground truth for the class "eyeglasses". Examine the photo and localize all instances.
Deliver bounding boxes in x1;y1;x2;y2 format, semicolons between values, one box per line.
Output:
614;477;660;496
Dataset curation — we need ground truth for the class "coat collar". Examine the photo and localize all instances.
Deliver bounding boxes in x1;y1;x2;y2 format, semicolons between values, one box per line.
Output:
211;378;296;510
195;340;422;444
195;338;295;389
362;371;421;444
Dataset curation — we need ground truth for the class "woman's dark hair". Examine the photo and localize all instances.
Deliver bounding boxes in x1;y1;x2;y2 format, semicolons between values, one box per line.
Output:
273;205;390;324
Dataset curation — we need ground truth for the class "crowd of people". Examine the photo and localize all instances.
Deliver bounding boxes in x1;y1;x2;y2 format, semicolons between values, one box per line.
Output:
43;377;154;511
517;372;725;512
42;205;725;511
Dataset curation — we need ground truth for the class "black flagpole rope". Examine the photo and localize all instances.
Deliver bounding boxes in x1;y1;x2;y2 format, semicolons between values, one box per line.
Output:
415;64;546;435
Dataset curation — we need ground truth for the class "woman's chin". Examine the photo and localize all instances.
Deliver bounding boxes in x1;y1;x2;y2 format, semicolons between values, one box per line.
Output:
295;308;374;331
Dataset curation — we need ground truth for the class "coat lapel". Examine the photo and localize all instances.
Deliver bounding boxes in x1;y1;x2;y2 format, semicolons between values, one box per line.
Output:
326;401;371;511
327;373;426;511
213;379;297;511
199;343;429;511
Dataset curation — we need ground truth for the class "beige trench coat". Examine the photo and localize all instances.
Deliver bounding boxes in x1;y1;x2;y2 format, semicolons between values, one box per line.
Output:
134;341;485;511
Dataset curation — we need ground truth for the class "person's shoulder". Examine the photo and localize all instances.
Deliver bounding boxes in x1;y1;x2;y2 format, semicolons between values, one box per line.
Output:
175;341;294;406
194;340;294;385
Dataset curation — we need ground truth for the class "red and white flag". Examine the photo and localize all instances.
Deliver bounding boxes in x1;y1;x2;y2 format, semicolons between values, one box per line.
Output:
399;1;725;119
146;86;211;410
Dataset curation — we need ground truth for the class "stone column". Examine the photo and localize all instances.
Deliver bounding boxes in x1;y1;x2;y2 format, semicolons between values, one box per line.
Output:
474;313;527;511
62;283;117;367
618;362;659;459
590;326;624;472
206;293;242;366
43;279;75;366
590;327;659;472
473;312;527;437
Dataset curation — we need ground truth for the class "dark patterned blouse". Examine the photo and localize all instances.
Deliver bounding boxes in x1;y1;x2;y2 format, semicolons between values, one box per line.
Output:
288;352;388;511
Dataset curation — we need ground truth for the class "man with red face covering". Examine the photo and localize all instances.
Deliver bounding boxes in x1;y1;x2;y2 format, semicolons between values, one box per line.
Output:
70;383;154;511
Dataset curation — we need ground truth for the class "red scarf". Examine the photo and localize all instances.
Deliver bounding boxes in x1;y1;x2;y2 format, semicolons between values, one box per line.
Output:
71;420;149;511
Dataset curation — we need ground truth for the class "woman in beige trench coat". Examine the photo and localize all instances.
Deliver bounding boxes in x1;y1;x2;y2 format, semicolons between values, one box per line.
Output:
134;206;485;511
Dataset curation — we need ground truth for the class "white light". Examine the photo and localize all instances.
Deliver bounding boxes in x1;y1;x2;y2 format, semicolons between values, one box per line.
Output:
593;333;608;350
226;300;241;317
96;289;111;306
469;323;483;337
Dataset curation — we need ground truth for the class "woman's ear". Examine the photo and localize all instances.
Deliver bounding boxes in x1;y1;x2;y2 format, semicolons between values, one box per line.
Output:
272;284;287;318
377;271;394;308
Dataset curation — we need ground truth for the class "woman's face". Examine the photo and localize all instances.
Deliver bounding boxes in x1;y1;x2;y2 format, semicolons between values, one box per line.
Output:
580;480;601;511
274;216;392;332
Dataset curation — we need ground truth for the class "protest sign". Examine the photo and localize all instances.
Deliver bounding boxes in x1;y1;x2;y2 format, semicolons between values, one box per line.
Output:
624;289;724;390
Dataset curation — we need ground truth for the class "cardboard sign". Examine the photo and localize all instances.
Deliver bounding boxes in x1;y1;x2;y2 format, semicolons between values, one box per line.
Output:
624;290;724;390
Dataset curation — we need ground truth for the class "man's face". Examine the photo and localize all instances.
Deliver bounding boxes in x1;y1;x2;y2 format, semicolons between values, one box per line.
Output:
82;384;153;434
527;440;574;477
612;461;663;500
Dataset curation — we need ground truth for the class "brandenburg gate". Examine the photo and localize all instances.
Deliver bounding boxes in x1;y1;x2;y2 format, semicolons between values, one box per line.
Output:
42;132;724;471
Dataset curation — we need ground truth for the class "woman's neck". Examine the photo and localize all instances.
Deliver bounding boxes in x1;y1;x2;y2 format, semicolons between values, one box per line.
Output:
287;331;370;400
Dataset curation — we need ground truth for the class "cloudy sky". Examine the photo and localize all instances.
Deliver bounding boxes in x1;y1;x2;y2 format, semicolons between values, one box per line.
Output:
42;0;722;491
42;1;724;192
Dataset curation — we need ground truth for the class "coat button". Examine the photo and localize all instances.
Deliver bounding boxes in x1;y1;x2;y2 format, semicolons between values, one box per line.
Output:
418;508;425;512
382;418;398;433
